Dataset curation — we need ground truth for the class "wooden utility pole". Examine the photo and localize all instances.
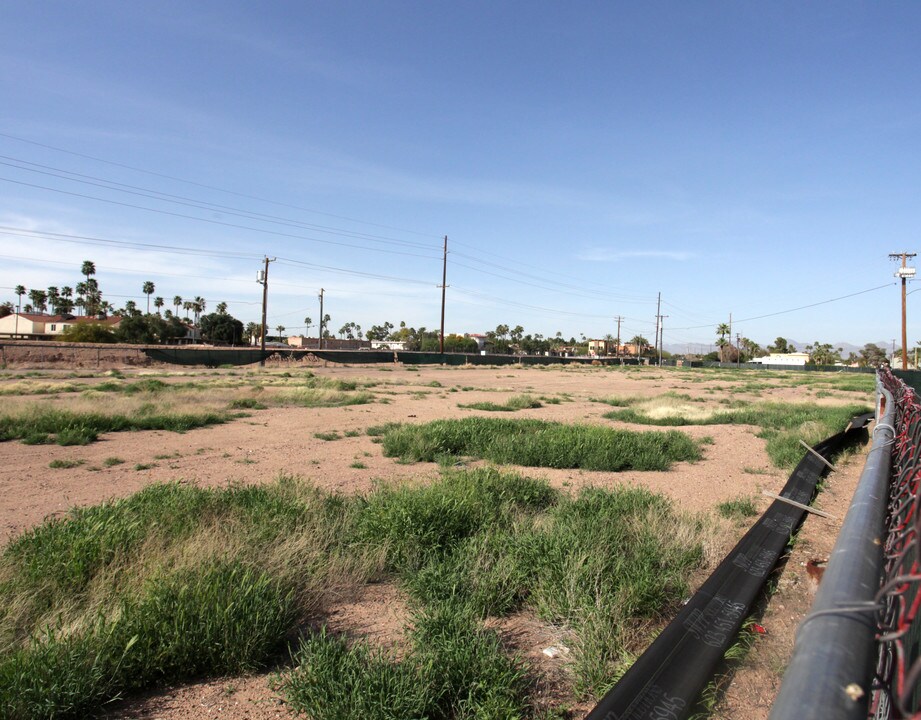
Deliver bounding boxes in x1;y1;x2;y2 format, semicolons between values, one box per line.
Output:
258;256;275;366
318;288;325;350
657;315;669;366
439;236;448;354
890;252;916;370
614;315;623;357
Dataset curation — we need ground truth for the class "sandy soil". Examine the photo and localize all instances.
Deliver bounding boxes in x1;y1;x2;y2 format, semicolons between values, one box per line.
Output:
0;361;875;719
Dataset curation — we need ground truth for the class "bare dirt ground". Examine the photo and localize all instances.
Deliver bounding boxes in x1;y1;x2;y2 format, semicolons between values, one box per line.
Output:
0;360;875;719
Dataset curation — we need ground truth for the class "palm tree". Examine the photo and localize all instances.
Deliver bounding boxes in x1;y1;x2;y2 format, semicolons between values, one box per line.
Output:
216;301;228;315
182;301;192;319
47;286;60;315
28;289;48;314
304;316;312;336
193;296;206;323
142;281;155;313
75;282;87;315
81;260;96;284
153;296;164;316
84;278;101;317
60;286;74;315
276;325;286;340
173;295;182;316
14;284;25;337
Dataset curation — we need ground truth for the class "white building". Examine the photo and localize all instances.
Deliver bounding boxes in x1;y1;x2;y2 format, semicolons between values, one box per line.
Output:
748;352;810;366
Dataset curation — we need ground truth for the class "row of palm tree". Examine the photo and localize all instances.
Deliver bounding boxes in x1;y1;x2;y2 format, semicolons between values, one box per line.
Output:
13;262;214;326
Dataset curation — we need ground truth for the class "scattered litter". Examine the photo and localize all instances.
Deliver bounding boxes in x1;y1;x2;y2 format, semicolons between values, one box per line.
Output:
751;623;767;634
542;645;570;658
844;683;865;701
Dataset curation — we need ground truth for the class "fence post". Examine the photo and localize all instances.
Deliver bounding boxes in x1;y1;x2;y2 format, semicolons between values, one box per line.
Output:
769;382;893;719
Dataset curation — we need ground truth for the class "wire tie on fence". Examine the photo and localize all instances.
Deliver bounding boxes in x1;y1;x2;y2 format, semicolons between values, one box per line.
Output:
761;491;836;519
798;439;837;471
796;602;883;637
873;422;896;437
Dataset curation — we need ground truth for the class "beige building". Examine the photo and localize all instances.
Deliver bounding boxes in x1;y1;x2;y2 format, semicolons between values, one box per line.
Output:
0;313;120;340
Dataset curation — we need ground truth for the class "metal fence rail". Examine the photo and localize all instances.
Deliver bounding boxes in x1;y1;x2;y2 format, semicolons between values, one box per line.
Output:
874;368;921;719
769;379;894;720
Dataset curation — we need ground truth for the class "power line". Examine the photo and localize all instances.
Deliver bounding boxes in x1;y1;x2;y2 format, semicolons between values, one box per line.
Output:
0;155;440;251
0;131;442;240
668;283;896;331
0;176;443;260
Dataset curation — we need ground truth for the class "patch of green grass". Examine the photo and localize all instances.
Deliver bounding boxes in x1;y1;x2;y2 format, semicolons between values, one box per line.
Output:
349;461;367;469
283;600;527;719
314;431;341;442
366;422;401;437
0;470;707;716
380;417;702;471
591;395;642;407
0;408;234;446
743;466;769;475
343;429;361;437
603;402;869;469
134;463;157;471
278;388;374;408
229;398;267;410
459;394;543;412
48;459;85;469
716;497;758;520
103;457;125;467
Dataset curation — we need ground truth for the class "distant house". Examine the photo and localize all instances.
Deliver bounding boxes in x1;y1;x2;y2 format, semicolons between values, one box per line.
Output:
370;339;407;351
587;339;616;357
748;352;810;366
0;313;120;340
467;334;489;352
285;336;370;350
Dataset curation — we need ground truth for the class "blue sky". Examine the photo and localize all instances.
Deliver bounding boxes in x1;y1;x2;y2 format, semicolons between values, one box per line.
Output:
1;1;919;350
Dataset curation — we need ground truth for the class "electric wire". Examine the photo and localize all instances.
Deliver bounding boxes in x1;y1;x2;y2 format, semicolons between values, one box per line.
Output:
0;176;443;260
0;131;441;239
0;156;440;250
669;283;896;331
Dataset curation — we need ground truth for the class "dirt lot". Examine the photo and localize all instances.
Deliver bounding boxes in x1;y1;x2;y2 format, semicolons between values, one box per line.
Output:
0;361;875;719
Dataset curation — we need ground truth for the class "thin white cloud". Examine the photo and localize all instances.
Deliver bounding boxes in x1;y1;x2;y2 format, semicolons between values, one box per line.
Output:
577;248;695;262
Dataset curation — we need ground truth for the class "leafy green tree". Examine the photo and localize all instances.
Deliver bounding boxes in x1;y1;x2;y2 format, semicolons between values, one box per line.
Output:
142;281;155;313
60;322;118;343
443;334;479;352
200;312;244;344
768;337;791;354
859;343;887;368
805;342;842;366
0;301;13;318
366;321;393;341
116;314;187;344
